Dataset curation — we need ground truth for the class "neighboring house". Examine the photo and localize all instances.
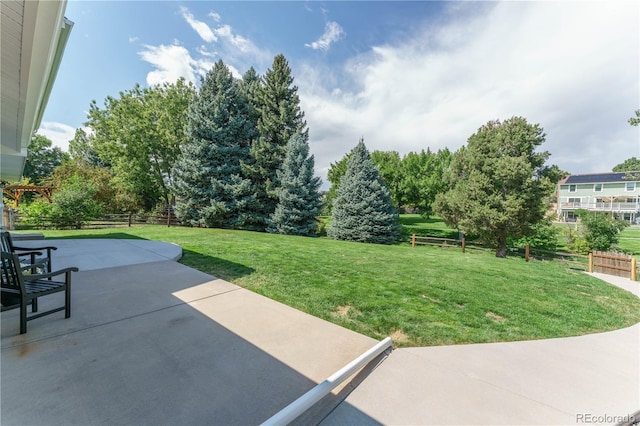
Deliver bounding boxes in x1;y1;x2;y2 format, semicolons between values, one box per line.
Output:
557;172;640;223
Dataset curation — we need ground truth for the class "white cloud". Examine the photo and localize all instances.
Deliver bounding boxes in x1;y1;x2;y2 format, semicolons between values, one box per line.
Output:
139;7;271;85
180;6;217;43
214;25;253;54
299;1;639;185
37;122;77;152
305;21;345;51
209;11;221;23
138;43;198;85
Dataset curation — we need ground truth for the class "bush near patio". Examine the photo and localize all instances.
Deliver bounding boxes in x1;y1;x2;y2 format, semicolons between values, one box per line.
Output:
35;225;640;347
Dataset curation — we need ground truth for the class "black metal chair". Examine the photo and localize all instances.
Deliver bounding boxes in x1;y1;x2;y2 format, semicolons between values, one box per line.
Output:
0;231;57;275
1;251;78;334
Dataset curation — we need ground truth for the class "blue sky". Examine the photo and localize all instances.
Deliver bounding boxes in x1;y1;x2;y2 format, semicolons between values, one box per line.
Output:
41;1;639;186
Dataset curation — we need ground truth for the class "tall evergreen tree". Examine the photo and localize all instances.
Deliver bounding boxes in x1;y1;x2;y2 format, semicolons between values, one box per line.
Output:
328;139;400;244
239;67;261;130
434;116;554;258
267;131;322;236
244;54;307;231
172;60;255;228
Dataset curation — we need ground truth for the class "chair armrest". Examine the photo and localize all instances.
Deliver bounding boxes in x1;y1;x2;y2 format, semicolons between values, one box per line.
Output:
14;250;44;257
13;245;58;252
23;267;80;281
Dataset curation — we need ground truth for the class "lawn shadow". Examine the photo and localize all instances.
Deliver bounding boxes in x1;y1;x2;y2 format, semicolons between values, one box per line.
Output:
44;232;148;241
399;215;445;226
179;248;255;283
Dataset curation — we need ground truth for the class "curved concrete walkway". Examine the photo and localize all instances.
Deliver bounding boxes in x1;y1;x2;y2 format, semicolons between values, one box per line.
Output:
3;238;639;425
323;273;640;425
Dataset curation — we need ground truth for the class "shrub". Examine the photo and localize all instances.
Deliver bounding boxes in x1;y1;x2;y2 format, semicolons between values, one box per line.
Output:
50;175;103;229
509;219;560;251
19;200;54;228
576;210;628;252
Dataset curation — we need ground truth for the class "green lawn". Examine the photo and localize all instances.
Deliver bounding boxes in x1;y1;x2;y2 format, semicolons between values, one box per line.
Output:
618;226;640;257
399;214;459;239
34;224;640;347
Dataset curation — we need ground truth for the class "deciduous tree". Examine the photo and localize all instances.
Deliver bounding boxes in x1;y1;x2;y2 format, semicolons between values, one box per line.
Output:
399;148;451;216
68;128;103;167
23;134;69;184
86;78;194;211
370;150;403;208
613;157;640;172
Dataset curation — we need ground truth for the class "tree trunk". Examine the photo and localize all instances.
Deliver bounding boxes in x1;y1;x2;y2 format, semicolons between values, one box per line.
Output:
495;234;507;258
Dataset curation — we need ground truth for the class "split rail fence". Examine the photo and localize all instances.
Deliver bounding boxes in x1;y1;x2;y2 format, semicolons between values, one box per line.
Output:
12;212;181;230
410;234;589;271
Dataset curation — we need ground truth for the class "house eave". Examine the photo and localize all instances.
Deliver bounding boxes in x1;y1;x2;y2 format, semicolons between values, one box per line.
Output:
0;0;73;182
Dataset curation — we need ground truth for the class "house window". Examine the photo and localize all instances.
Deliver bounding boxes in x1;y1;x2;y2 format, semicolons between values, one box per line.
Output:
593;183;603;192
568;197;580;206
626;182;636;192
568;184;576;193
627;198;637;203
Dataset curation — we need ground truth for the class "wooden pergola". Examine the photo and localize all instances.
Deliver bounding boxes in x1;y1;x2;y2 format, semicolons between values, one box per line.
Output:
2;185;53;206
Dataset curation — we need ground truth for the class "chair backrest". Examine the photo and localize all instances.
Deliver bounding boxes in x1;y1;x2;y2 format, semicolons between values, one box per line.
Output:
0;251;24;294
0;232;13;253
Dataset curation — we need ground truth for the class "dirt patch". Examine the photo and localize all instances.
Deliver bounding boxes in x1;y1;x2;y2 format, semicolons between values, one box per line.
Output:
331;305;361;318
390;329;410;345
485;311;506;323
421;294;440;303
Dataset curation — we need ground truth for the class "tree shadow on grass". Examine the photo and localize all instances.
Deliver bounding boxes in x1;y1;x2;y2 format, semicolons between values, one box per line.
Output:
399;215;445;226
179;248;255;283
43;233;255;282
45;232;148;240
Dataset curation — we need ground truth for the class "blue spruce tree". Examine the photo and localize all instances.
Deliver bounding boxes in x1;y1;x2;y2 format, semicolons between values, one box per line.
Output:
328;139;400;244
243;54;307;231
172;60;255;228
267;131;322;236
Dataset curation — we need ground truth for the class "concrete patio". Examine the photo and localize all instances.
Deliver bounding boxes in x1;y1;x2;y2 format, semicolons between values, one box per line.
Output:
1;239;379;425
2;238;639;425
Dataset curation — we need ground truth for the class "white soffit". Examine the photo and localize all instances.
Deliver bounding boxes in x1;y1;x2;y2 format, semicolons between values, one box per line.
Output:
1;0;73;181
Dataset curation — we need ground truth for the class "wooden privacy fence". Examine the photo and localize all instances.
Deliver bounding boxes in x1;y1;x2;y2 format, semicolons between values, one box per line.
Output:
589;251;637;281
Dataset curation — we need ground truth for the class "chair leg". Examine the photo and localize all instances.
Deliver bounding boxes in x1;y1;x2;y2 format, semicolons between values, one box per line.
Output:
20;300;27;334
65;286;71;318
32;297;38;313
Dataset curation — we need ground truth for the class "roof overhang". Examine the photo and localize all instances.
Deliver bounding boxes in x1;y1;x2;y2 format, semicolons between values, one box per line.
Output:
1;0;73;182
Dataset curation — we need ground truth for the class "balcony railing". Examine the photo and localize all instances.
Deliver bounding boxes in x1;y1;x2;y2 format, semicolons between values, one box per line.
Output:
560;202;639;212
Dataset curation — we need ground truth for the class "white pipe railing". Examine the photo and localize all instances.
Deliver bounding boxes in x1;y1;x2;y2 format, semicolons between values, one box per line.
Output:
261;336;393;426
